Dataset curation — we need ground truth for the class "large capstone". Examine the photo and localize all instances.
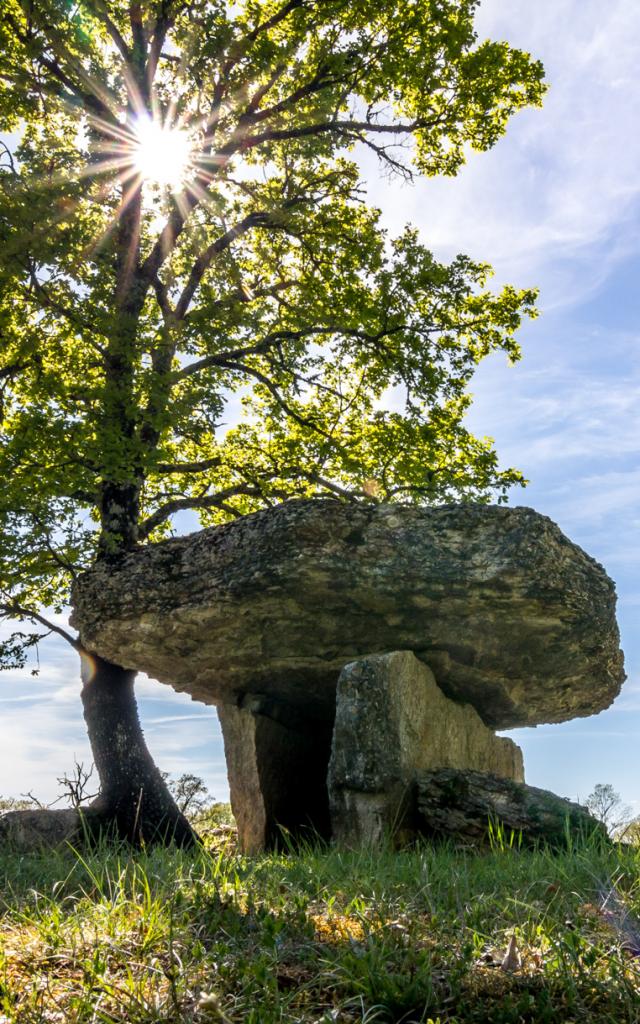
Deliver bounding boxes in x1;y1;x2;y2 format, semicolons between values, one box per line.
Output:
71;499;624;730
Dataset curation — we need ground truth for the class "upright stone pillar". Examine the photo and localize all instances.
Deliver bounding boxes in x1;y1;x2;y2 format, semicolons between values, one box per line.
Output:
218;696;333;853
327;651;524;847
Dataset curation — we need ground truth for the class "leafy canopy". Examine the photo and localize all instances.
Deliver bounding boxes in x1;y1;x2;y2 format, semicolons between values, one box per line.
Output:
0;0;545;655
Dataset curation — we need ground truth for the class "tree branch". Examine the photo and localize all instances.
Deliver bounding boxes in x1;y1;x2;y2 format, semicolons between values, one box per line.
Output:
173;323;410;382
184;279;295;323
172;338;282;381
148;0;181;85
0;140;16;174
139;193;199;284
239;64;350;129
222;0;306;76
243;0;305;43
129;2;148;74
215;358;334;437
174;210;276;320
243;114;440;151
154;457;223;474
0;599;80;651
301;470;360;501
85;0;131;61
152;273;174;322
138;483;266;537
10;6;117;122
241;64;288;119
23;261;101;341
0;360;28;383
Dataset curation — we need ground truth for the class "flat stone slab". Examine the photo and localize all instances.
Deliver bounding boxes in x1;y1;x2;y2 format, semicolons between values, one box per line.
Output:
71;499;625;729
328;652;523;846
416;769;606;848
218;699;333;853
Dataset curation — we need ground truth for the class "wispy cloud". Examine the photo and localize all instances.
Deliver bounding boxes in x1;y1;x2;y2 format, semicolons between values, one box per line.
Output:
0;628;227;803
469;368;640;468
460;315;640;582
361;0;640;307
0;694;42;704
146;713;218;725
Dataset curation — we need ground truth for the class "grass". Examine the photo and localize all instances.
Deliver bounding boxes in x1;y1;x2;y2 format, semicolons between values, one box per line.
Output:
1;821;640;1023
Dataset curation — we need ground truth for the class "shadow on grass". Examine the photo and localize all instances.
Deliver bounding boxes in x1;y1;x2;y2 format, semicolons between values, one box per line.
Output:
0;832;639;1022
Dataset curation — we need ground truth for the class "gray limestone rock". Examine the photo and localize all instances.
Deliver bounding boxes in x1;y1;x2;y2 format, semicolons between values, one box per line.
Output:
218;698;332;853
328;651;524;846
416;769;606;848
0;809;81;850
71;499;624;730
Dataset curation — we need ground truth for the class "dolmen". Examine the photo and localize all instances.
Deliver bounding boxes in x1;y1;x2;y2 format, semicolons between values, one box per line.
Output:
71;500;625;851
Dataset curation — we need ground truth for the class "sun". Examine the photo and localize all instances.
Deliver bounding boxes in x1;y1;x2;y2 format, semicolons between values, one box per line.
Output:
132;116;192;189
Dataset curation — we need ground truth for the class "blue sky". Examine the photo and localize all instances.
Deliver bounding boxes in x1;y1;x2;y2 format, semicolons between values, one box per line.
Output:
2;0;640;811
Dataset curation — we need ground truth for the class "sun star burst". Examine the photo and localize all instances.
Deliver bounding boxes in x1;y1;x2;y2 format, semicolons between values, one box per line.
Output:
132;116;192;189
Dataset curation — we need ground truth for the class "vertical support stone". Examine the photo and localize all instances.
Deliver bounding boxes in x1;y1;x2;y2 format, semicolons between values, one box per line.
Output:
327;651;524;847
218;696;333;853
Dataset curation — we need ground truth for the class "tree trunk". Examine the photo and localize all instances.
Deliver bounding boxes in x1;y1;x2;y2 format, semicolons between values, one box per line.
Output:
80;651;197;847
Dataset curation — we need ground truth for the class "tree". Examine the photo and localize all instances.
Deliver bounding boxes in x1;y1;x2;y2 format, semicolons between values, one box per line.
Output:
0;0;545;843
616;818;640;845
164;772;214;817
55;760;99;809
585;783;632;835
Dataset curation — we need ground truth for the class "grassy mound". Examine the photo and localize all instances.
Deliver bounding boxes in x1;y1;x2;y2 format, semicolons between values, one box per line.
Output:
1;825;639;1022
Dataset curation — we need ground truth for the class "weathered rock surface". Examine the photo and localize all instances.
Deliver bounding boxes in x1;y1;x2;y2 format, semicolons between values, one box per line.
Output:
218;698;332;853
71;499;624;729
416;769;606;848
328;652;524;846
0;809;81;850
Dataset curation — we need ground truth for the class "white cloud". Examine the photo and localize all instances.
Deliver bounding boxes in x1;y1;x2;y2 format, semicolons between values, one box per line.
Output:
469;368;640;470
360;0;640;307
457;314;640;574
511;730;633;741
0;630;227;803
0;694;42;704
546;470;640;529
146;713;218;725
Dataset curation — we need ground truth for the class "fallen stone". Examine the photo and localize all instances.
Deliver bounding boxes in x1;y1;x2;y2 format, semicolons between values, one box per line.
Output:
71;499;625;730
416;769;606;848
328;651;524;846
0;809;81;850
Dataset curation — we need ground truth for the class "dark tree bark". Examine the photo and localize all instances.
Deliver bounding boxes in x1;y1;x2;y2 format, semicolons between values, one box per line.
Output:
80;651;197;847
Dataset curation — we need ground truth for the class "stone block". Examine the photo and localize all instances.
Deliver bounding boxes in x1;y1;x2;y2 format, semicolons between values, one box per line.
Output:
0;809;81;850
328;651;523;846
218;697;333;853
416;768;605;848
